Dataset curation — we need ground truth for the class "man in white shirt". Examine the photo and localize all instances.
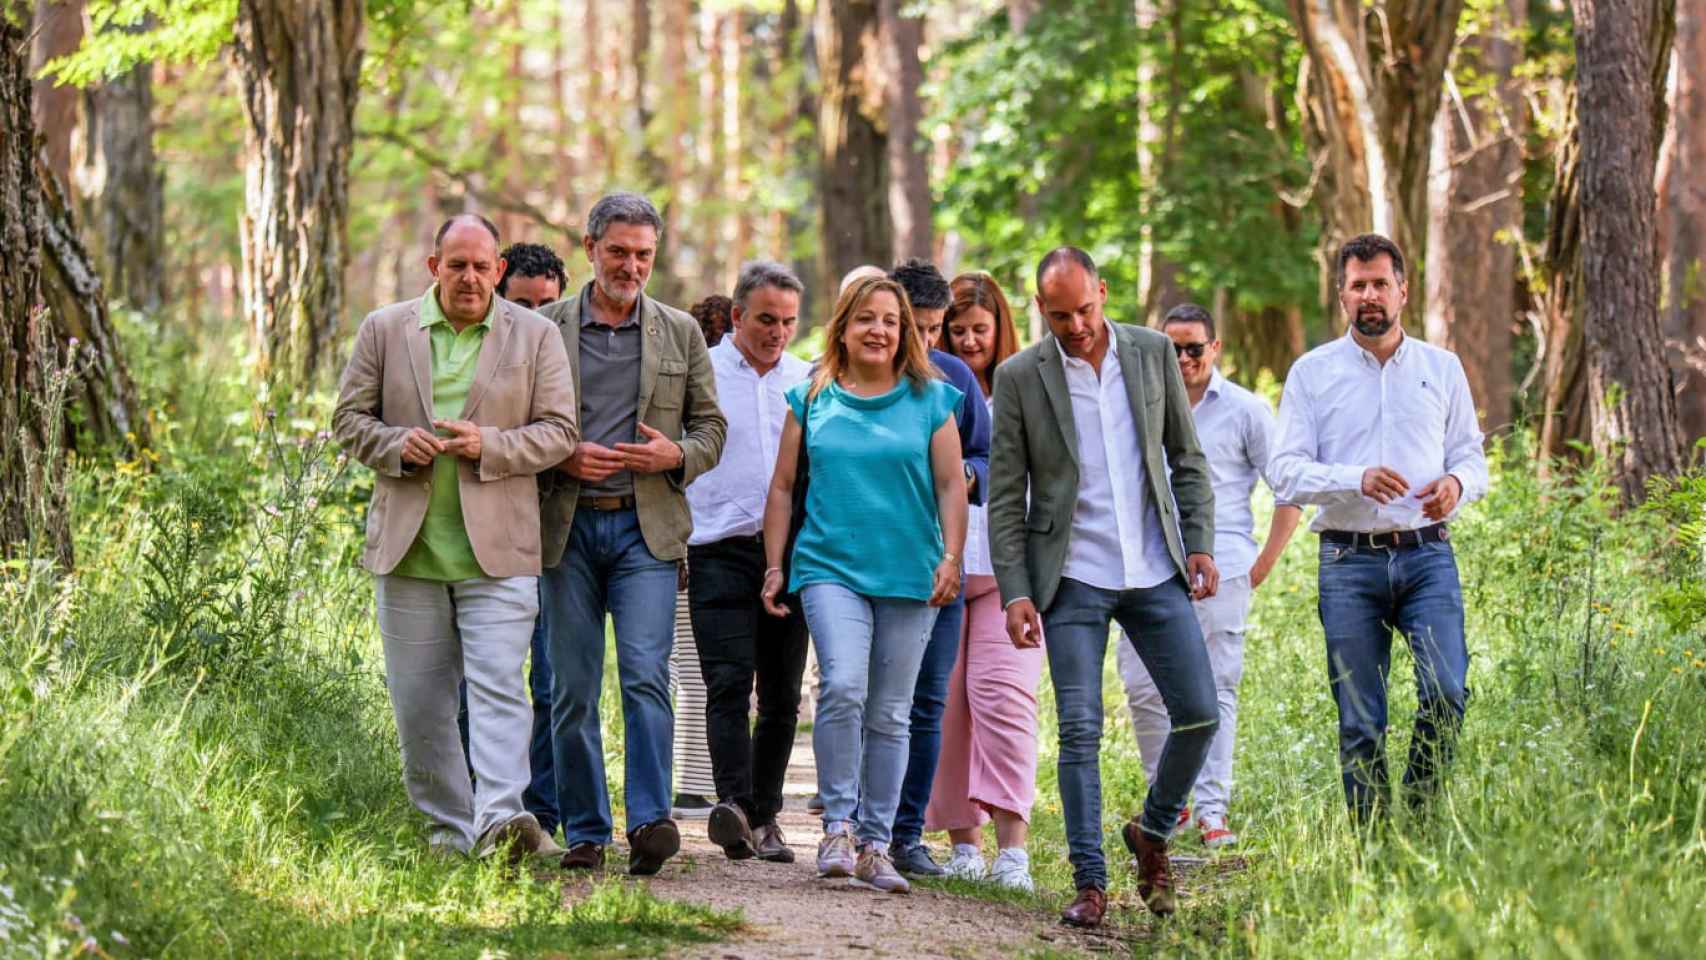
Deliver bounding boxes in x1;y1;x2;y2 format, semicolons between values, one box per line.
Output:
685;261;813;863
1270;233;1488;824
1117;303;1302;849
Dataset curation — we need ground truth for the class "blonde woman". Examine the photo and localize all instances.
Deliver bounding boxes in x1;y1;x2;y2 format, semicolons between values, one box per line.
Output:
761;275;967;894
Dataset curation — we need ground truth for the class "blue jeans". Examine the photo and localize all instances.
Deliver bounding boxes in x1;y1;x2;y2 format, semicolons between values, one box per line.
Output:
1317;538;1469;822
544;508;678;846
890;585;965;848
1044;575;1217;891
801;582;939;848
456;596;561;834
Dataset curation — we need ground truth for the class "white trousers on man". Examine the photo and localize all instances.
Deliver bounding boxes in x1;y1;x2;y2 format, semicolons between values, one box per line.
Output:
375;573;537;852
1117;574;1253;821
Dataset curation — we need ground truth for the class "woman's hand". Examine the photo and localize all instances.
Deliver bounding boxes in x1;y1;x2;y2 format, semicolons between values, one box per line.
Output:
928;554;960;607
761;567;792;617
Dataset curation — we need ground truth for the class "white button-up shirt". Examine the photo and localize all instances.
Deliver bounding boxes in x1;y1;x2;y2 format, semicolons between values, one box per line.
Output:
963;396;996;576
1270;332;1488;533
1193;370;1292;579
1057;339;1176;591
686;340;811;545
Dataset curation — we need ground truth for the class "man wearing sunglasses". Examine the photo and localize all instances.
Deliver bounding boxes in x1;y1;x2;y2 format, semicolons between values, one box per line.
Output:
1114;303;1301;851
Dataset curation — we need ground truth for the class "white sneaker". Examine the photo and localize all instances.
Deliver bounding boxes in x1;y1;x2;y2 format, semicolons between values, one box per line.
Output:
989;847;1034;892
1197;813;1238;849
943;843;986;880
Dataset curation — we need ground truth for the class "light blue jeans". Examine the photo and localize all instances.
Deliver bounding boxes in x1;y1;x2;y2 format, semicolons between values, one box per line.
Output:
801;582;939;848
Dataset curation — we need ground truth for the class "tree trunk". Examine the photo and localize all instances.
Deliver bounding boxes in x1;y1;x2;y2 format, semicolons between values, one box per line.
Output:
1289;0;1466;329
1657;0;1706;446
74;28;165;313
231;0;363;389
880;0;930;263
1423;0;1525;433
1568;0;1685;497
816;0;890;298
2;15;72;568
1136;0;1183;324
29;0;82;187
1006;0;1040;33
1538;89;1589;465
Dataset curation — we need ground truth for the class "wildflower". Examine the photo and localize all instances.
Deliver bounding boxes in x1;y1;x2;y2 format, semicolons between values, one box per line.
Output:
305;496;320;510
1692;659;1704;669
317;430;331;441
264;504;282;518
112;931;129;946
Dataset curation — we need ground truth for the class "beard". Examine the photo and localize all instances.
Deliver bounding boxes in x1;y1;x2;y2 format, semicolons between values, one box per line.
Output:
1353;307;1395;337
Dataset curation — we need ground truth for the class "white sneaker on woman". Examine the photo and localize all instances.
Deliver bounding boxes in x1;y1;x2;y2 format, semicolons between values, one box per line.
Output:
943;843;986;880
989;847;1034;892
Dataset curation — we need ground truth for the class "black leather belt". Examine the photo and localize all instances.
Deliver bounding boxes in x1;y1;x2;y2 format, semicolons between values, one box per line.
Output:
578;494;636;512
1321;523;1449;550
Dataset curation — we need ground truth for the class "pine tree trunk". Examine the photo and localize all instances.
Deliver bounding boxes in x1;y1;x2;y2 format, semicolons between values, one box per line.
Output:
1657;0;1706;446
230;0;363;389
28;0;82;187
76;45;165;312
880;0;930;263
816;0;890;299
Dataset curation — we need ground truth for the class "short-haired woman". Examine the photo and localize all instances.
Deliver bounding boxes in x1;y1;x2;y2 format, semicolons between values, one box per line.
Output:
926;272;1043;890
761;275;967;894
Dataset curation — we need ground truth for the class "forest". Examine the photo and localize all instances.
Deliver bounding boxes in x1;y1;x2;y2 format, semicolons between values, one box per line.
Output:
2;1;1705;958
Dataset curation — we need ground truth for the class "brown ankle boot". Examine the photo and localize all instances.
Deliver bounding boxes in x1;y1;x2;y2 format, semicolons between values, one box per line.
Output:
1122;820;1177;916
1059;886;1108;927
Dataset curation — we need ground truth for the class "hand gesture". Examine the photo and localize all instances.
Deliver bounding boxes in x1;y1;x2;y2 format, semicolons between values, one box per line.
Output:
1416;475;1462;522
615;422;683;474
1186;552;1219;600
432;419;482;461
1005;598;1043;649
928;556;960;607
761;567;791;617
1361;466;1410;504
401;427;445;466
561;441;626;482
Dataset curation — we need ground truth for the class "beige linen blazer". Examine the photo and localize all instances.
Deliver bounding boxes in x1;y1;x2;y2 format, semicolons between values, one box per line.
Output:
332;295;579;578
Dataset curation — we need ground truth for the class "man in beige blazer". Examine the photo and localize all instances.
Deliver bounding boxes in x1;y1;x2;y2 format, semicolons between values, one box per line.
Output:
333;214;577;862
536;192;726;877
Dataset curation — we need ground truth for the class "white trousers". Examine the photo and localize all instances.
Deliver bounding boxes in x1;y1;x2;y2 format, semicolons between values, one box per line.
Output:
670;587;718;796
1116;574;1253;821
375;573;537;852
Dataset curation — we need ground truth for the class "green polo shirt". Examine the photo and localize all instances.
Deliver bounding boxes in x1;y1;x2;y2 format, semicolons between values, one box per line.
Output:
392;286;494;582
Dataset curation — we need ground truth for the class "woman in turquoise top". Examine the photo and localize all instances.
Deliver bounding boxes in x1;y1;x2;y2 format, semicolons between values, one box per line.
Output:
761;274;967;895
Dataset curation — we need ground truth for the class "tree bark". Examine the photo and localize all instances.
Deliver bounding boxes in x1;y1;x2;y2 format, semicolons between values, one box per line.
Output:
29;0;82;187
1424;0;1525;432
880;0;930;263
816;0;890;298
74;25;165;313
1657;0;1706;445
230;0;363;389
1568;0;1684;497
1288;0;1466;330
1135;0;1183;324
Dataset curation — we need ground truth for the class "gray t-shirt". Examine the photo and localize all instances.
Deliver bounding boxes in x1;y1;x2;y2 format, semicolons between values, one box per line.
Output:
578;296;643;497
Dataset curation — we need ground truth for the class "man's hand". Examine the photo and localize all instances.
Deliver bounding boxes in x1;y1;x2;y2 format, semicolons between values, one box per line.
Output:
433;419;481;461
1005;598;1043;649
401;427;445;466
761;567;791;617
1249;554;1276;590
561;441;626;482
1361;466;1410;504
1417;474;1462;522
615;422;684;474
1187;553;1219;600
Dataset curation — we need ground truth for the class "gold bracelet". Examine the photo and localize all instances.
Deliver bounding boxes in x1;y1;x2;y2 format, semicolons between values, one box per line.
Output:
942;552;958;565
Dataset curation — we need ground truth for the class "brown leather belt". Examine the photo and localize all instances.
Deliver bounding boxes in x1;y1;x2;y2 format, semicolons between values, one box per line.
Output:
578;494;636;512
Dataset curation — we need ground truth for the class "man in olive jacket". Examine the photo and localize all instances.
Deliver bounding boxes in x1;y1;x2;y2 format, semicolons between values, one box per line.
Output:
536;192;727;876
987;247;1217;926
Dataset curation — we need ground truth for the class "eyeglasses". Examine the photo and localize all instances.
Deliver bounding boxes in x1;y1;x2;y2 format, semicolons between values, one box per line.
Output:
1173;341;1210;359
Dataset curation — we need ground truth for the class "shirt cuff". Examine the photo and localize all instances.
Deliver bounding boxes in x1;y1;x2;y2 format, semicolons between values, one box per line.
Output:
1337;464;1367;495
1002;595;1031;610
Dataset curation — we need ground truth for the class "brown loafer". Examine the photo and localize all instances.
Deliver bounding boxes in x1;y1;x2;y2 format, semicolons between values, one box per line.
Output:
627;819;681;876
1059;885;1108;927
1122;820;1177;916
560;841;605;871
707;802;756;860
753;822;795;863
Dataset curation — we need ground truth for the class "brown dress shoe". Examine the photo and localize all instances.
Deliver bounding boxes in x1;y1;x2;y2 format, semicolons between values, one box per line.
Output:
560;841;605;871
1122;820;1177;916
753;822;796;863
1059;885;1108;927
707;802;756;860
627;819;681;876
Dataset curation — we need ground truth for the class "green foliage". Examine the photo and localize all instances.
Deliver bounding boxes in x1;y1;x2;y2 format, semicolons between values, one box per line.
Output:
41;1;235;86
1639;466;1706;642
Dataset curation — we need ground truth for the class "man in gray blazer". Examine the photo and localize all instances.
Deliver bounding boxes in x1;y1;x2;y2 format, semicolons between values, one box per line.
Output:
988;247;1218;926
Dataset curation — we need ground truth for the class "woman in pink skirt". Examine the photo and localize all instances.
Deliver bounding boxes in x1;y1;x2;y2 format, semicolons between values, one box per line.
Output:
925;272;1045;891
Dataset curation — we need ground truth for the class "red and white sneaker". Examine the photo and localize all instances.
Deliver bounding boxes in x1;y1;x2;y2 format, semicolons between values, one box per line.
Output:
1175;805;1191;830
1197;813;1238;849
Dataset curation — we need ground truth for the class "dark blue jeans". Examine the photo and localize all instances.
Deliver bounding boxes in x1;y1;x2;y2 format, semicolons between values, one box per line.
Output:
544;508;678;846
1044;575;1217;891
456;597;560;834
1318;538;1469;822
890;586;965;848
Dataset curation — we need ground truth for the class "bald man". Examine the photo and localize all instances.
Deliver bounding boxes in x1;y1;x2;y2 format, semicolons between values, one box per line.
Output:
333;214;579;862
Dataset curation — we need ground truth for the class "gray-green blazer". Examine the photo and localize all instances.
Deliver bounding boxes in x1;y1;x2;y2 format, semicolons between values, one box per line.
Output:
537;287;726;567
987;321;1214;613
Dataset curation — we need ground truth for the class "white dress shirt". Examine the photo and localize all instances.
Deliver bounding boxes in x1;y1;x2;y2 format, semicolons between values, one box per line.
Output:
963;396;996;576
1057;339;1176;591
1193;370;1293;579
1270;331;1488;533
686;340;811;545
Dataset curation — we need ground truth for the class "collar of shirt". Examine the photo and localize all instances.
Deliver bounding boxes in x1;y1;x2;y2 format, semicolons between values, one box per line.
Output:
578;282;642;330
419;283;495;330
1195;368;1227;411
1053;335;1119;380
1343;328;1413;370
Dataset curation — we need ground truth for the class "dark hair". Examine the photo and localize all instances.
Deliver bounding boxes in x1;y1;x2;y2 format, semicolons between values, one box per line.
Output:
1336;233;1406;288
498;242;568;297
733;259;805;308
945;271;1022;393
434;213;500;255
586;191;664;242
1162;302;1216;341
1035;246;1099;292
888;257;951;312
690;295;734;347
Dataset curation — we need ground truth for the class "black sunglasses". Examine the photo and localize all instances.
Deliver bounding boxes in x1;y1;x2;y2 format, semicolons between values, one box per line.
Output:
1174;341;1210;359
